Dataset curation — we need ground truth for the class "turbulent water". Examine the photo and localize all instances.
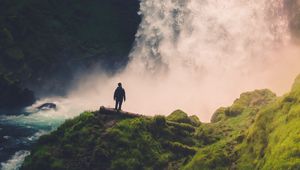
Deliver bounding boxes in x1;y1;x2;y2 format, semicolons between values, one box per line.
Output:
1;0;300;169
0;98;81;170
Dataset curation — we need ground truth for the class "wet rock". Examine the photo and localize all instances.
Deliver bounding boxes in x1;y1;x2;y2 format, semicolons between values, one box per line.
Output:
37;103;57;111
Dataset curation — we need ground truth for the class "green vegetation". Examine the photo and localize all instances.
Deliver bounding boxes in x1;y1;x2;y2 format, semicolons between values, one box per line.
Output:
22;75;300;169
167;110;201;126
185;89;276;170
235;75;300;169
22;111;200;170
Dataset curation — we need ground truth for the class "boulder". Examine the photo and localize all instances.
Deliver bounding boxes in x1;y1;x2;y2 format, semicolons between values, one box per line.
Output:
37;103;57;111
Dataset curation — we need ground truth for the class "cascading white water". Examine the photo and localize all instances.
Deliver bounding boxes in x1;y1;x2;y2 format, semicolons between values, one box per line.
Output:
4;1;300;168
5;0;298;124
130;0;289;72
113;0;299;121
57;0;300;122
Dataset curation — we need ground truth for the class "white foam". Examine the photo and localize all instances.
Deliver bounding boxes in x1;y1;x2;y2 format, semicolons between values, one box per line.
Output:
1;150;30;170
0;97;86;130
27;130;48;141
3;136;10;140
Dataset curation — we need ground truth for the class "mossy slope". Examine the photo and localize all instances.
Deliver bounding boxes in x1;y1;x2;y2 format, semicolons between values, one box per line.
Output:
21;110;201;170
235;75;300;169
185;76;300;170
185;89;276;170
22;75;300;170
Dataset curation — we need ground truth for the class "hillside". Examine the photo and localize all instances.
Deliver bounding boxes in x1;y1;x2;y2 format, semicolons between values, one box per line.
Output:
21;108;201;170
235;75;300;169
185;75;300;170
21;76;300;169
0;0;141;110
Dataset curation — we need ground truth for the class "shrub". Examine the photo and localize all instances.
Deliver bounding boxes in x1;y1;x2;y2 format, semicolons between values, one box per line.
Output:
211;107;226;122
153;115;166;127
167;110;190;124
189;115;201;126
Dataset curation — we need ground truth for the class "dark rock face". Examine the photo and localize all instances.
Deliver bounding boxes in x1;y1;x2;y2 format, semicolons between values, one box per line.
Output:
0;75;35;111
0;0;141;108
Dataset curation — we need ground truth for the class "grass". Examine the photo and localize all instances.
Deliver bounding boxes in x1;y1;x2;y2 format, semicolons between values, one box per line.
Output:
22;111;201;170
236;75;300;169
22;75;300;170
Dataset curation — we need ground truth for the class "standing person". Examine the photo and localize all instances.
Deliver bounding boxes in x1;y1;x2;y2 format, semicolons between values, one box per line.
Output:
114;82;126;110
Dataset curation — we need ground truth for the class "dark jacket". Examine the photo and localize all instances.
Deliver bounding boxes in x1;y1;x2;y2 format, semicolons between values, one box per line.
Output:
114;87;126;101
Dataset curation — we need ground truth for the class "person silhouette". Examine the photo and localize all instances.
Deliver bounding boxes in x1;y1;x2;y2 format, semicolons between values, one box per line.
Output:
114;82;126;110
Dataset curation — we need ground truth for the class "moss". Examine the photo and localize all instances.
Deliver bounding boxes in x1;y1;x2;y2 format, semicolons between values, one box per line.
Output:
291;74;300;94
152;115;166;127
22;75;300;170
166;142;197;156
167;110;201;127
185;89;277;170
224;89;276;117
51;160;64;170
211;107;226;123
234;75;300;169
189;115;201;126
167;110;190;123
22;110;200;169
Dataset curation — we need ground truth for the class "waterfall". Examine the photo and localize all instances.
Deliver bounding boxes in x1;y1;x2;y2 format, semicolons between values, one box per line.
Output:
9;0;298;123
114;0;297;121
130;0;289;73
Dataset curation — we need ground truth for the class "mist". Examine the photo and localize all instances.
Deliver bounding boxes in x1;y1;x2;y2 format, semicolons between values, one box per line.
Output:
37;0;300;122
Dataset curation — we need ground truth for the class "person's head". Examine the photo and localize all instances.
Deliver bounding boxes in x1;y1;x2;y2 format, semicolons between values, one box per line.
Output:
118;82;122;87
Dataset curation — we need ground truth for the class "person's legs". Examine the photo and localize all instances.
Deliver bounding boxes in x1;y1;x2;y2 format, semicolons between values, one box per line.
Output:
118;100;123;110
115;100;118;110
